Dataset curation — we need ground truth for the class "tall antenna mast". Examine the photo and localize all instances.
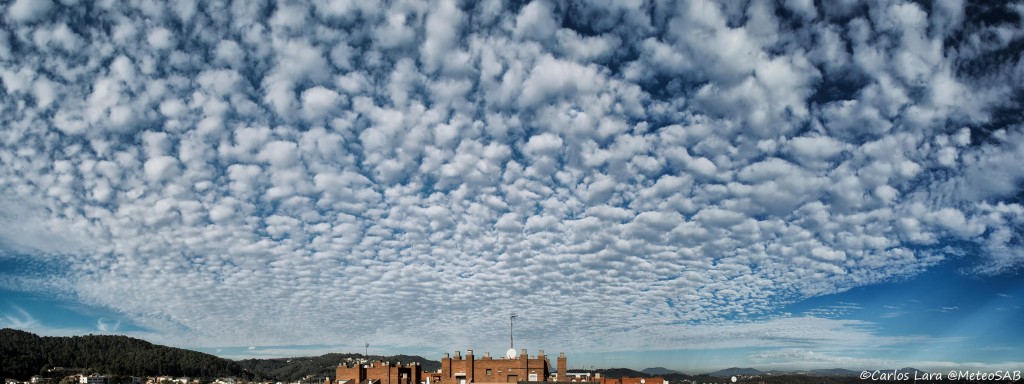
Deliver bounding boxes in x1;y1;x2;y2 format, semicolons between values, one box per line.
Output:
509;313;517;349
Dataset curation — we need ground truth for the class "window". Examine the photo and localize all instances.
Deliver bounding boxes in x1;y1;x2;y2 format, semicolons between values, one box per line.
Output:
486;369;492;375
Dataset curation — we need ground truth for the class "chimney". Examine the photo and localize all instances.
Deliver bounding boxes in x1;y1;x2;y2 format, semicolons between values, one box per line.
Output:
442;353;451;381
467;350;475;381
557;352;567;382
483;352;490;359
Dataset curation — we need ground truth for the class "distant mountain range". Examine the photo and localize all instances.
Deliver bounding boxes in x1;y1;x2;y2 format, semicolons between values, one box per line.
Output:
704;367;764;377
806;368;861;377
640;367;881;378
700;367;926;378
593;368;650;378
896;367;928;377
763;368;860;377
639;367;680;375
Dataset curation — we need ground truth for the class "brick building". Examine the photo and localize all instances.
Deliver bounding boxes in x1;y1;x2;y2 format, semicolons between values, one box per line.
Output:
337;349;568;384
425;349;566;384
336;361;422;384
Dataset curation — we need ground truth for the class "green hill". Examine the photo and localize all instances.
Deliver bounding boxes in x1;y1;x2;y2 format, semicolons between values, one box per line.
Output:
0;329;444;383
0;329;258;381
592;368;649;378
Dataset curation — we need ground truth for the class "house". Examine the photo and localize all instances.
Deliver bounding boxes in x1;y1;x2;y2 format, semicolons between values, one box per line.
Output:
337;361;420;384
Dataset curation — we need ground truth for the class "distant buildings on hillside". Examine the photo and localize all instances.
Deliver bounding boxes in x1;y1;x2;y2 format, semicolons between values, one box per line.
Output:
595;378;666;384
4;375;251;384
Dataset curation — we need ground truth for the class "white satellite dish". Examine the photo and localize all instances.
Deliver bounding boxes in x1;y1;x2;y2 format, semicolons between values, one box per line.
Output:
506;348;517;359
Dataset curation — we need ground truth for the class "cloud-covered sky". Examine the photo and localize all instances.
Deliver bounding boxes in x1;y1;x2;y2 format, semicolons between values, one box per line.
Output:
2;0;1024;373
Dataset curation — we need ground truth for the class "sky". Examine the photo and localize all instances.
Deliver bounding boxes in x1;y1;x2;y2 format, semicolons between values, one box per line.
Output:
1;0;1024;374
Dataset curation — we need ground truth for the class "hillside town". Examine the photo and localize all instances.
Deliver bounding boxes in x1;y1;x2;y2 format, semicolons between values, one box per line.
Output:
3;374;257;384
4;373;298;384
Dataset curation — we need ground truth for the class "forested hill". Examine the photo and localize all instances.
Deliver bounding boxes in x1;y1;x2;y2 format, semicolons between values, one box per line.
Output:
236;353;441;382
0;329;257;381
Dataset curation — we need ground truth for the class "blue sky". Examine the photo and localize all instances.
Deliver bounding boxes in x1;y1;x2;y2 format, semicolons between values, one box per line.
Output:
2;0;1024;374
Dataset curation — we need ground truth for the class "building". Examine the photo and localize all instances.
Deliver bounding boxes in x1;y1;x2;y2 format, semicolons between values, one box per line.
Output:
597;378;666;384
336;360;422;384
562;372;597;382
337;349;568;384
428;349;564;384
80;376;107;384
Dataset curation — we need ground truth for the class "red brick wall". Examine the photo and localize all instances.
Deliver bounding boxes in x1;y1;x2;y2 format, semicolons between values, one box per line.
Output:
336;364;365;384
437;352;550;384
336;362;421;384
341;352;559;384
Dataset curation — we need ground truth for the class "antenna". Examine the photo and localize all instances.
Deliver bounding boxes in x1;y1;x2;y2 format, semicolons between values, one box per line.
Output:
505;313;516;360
509;313;518;349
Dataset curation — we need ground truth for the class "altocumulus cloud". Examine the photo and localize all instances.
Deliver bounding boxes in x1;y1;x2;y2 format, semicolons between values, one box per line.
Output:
0;0;1023;356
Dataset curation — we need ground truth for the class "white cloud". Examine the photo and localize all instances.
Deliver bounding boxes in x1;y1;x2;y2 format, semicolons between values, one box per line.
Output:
518;55;603;108
375;11;418;49
6;0;53;23
0;0;1022;364
147;27;174;50
421;0;463;73
143;156;180;183
2;306;41;329
514;0;558;42
301;86;343;122
790;135;845;163
523;132;563;157
214;39;245;68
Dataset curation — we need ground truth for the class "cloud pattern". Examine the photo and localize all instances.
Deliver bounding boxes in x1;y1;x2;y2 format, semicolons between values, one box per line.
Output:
1;0;1023;356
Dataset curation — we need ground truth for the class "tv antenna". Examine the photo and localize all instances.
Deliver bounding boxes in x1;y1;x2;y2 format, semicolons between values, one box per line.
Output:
509;313;517;349
505;313;519;359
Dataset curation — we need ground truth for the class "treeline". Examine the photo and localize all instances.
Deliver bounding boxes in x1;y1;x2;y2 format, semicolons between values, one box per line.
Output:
236;353;441;382
592;368;650;378
0;329;257;381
